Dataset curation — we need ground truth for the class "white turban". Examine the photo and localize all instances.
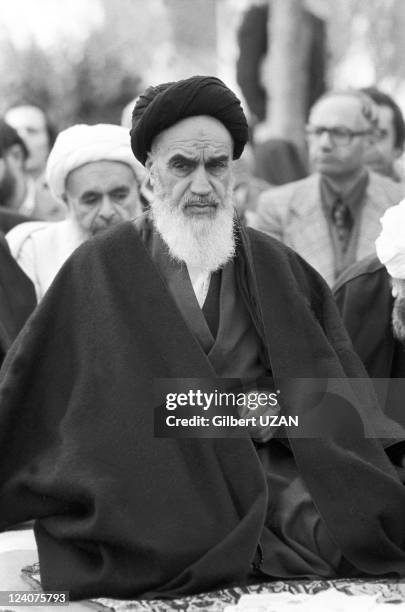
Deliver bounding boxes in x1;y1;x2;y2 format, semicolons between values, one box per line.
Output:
46;124;145;203
376;199;405;279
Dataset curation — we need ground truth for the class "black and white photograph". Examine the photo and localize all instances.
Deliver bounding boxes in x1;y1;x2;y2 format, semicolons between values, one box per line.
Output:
0;1;405;610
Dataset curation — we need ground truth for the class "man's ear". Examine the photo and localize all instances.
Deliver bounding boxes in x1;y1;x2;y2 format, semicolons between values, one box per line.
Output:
6;144;26;168
61;193;71;210
145;153;156;187
391;277;405;298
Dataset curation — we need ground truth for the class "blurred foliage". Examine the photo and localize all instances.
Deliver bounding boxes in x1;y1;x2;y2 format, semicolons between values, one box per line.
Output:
3;0;405;131
0;0;169;129
327;0;405;87
359;0;405;84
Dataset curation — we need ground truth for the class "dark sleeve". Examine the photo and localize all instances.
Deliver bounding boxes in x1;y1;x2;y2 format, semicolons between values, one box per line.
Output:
0;233;36;361
333;262;395;382
0;255;85;530
333;271;367;359
332;266;371;334
289;251;405;451
0;209;32;234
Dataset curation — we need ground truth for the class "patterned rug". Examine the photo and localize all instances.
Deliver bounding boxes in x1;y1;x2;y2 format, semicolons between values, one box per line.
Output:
22;563;405;611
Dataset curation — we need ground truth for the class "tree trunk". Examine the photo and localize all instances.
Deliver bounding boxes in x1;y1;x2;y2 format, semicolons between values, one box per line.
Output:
263;0;312;152
164;0;218;79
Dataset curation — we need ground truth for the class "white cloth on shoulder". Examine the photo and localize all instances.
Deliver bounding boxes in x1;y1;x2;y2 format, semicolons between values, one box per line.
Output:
6;219;86;301
376;199;405;279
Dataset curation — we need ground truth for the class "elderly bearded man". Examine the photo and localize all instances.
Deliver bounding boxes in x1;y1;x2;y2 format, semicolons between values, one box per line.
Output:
0;77;405;601
6;123;145;301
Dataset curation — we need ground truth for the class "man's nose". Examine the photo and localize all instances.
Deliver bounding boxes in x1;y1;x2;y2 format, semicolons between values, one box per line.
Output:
98;196;115;218
318;129;333;150
190;165;211;195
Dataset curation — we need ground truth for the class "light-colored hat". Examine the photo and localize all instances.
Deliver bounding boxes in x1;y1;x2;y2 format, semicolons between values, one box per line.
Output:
375;199;405;279
46;123;145;203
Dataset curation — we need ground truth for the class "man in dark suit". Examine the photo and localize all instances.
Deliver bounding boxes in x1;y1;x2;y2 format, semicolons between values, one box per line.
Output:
0;232;36;362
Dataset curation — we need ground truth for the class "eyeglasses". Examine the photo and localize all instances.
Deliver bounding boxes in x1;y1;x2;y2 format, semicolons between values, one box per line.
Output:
305;125;372;147
374;128;389;141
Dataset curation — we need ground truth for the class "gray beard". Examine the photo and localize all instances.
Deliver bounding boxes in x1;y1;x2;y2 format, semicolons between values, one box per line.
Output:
392;296;405;345
149;187;236;273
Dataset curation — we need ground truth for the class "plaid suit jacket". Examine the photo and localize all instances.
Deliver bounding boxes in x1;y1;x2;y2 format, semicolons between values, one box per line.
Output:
250;171;404;286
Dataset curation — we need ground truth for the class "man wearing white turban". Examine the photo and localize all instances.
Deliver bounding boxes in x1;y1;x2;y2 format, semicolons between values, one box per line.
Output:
6;124;145;300
334;199;405;426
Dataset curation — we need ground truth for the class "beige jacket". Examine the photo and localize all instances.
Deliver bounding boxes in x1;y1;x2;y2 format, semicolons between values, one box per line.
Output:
250;171;404;286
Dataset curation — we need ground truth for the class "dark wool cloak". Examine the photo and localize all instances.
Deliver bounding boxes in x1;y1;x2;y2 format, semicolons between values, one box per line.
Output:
334;255;405;425
0;223;405;600
0;208;32;234
334;255;395;379
0;233;36;362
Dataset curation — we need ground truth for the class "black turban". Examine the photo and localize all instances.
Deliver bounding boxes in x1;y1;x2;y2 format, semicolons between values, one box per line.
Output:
130;76;249;165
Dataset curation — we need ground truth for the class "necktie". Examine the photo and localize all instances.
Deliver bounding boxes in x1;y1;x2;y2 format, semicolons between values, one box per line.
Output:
331;197;353;252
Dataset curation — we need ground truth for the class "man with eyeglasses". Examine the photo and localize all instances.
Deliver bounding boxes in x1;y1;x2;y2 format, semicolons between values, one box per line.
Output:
250;90;404;285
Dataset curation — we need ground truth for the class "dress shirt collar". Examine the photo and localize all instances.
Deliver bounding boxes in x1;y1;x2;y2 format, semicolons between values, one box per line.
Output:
320;168;369;216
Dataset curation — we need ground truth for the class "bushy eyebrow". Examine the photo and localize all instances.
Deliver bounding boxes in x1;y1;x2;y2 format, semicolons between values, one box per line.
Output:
167;153;197;165
168;153;230;165
80;185;130;197
109;185;130;192
205;155;230;164
81;190;101;198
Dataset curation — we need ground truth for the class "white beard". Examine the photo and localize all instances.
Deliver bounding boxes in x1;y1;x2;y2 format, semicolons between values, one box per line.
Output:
149;178;236;273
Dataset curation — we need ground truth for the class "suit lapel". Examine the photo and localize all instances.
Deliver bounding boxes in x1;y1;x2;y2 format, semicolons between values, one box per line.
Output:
356;176;390;260
287;175;335;285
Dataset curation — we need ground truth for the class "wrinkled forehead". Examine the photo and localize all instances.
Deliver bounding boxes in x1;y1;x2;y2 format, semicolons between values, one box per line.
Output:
151;115;233;158
309;95;368;130
65;160;136;194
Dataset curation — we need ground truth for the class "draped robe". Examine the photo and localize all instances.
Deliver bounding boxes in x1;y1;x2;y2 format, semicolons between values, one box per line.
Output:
0;219;404;599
